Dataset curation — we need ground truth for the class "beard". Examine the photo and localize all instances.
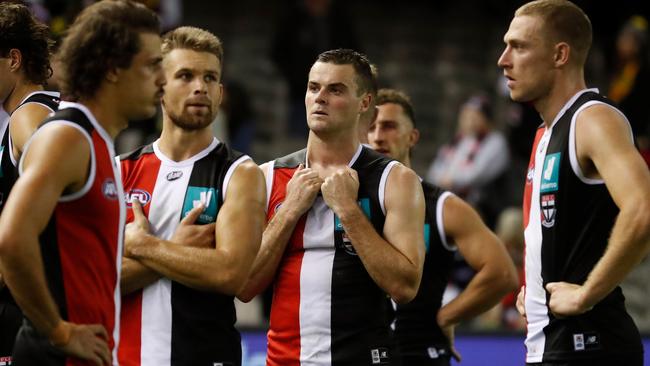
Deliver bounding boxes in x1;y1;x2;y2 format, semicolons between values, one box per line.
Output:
166;106;215;131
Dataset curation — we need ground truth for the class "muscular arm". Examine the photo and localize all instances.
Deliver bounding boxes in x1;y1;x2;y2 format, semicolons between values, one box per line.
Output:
437;195;518;326
10;103;53;161
238;163;321;302
0;124;111;366
0;125;88;337
0;104;53;291
126;160;266;295
120;257;161;295
329;165;425;304
121;204;217;295
546;105;650;315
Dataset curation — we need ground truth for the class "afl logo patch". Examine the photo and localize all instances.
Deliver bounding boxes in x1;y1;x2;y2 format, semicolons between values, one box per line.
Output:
167;170;183;181
125;189;152;207
273;202;283;213
102;179;118;200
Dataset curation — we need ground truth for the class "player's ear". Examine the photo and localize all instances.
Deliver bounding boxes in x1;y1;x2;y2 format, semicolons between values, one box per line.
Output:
106;67;120;83
8;49;22;72
359;92;371;114
409;128;420;148
553;42;570;68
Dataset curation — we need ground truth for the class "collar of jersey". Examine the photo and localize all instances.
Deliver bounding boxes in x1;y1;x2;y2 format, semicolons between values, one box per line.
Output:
546;88;599;131
152;137;220;167
305;143;363;169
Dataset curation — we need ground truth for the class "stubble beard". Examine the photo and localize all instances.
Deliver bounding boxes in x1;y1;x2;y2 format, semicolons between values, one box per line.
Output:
167;108;214;131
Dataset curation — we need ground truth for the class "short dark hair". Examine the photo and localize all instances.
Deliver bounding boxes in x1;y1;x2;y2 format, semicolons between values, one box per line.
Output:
0;2;54;85
376;88;416;127
316;49;377;96
56;0;160;100
516;0;592;66
162;26;224;64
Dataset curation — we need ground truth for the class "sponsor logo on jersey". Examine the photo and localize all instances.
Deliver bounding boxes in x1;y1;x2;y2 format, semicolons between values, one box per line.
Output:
573;333;585;351
125;188;152;207
427;347;439;359
166;170;183;181
583;332;600;350
540;152;560;193
572;332;601;351
370;347;390;365
102;179;118;200
182;186;219;224
541;194;556;228
335;198;371;255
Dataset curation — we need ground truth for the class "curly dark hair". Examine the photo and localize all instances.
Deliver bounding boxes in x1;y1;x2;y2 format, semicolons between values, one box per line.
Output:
0;2;54;85
316;49;377;96
56;0;160;100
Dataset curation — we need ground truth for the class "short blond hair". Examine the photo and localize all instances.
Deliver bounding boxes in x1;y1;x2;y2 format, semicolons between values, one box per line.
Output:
516;0;592;66
161;26;223;63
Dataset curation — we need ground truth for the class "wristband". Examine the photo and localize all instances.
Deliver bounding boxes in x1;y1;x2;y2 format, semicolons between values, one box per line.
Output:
49;320;72;347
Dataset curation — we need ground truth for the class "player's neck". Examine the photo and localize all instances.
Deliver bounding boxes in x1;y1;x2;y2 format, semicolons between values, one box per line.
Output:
306;130;360;171
357;123;369;144
535;71;587;128
3;80;43;113
78;96;127;139
400;155;412;169
158;119;215;162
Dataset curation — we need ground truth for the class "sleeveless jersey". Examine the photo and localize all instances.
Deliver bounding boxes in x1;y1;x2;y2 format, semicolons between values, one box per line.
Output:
393;182;455;364
0;91;59;212
0;91;59;363
266;145;400;366
118;138;250;366
12;101;125;366
522;89;642;363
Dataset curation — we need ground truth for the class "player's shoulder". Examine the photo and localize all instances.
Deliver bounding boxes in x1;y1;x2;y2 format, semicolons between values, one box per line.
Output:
118;143;155;162
274;148;307;169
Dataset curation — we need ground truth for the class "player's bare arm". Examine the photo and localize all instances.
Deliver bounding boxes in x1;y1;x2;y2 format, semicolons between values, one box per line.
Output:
546;104;650;316
0;124;111;365
322;164;425;304
121;203;215;295
238;162;323;302
438;195;518;326
437;195;518;360
125;160;266;295
9;103;53;160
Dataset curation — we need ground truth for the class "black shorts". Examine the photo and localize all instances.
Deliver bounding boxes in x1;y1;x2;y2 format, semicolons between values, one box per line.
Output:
526;352;643;366
0;300;22;357
11;320;65;366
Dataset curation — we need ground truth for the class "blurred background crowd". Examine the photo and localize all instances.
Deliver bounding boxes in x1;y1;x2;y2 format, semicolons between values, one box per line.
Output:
13;0;650;335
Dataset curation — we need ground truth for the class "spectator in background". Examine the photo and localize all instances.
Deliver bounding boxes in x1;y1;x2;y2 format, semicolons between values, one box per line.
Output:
271;0;359;137
426;94;510;228
608;15;650;165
